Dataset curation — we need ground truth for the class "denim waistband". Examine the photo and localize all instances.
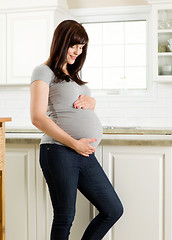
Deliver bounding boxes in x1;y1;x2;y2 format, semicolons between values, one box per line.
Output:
40;143;75;152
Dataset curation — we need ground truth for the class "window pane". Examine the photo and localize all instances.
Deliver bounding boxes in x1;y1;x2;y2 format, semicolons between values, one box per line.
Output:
125;21;146;44
82;20;147;91
125;44;146;66
103;45;124;67
84;45;102;67
83;23;102;45
125;67;146;89
103;22;124;44
103;68;124;89
82;67;102;89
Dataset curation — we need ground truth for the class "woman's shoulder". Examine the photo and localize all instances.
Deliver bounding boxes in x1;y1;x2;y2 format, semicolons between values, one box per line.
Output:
30;63;54;85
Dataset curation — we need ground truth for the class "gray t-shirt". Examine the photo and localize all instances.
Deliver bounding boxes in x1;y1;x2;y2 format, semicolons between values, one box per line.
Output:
31;64;103;147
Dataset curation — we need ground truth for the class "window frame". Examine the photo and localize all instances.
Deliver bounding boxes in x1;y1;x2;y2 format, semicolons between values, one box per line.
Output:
70;5;153;100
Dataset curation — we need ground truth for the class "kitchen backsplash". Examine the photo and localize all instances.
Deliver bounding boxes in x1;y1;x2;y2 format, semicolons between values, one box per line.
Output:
1;82;172;130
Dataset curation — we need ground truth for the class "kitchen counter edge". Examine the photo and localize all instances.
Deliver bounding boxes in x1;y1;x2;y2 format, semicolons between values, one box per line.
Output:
5;132;172;146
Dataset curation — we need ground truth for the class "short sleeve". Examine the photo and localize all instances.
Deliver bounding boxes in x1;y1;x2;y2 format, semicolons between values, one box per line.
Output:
30;64;54;85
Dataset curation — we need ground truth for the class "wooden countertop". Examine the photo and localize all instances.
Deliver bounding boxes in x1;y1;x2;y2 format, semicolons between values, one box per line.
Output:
0;118;12;123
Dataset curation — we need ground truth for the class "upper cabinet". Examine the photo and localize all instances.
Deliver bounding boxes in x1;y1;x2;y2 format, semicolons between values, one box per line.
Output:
152;4;172;83
6;11;54;85
0;1;69;85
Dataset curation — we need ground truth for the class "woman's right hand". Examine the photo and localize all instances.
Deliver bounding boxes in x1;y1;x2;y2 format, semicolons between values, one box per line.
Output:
74;138;97;157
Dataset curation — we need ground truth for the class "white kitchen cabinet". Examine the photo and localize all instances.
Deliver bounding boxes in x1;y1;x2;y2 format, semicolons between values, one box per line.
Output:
5;144;100;240
0;7;68;85
102;145;172;240
152;4;172;83
6;11;54;84
5;144;37;240
0;14;7;84
6;143;172;240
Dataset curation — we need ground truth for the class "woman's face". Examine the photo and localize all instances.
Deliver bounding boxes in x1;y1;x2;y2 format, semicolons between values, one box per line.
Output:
66;44;85;65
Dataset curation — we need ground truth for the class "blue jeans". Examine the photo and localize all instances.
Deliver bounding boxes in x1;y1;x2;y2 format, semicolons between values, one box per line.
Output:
40;144;124;240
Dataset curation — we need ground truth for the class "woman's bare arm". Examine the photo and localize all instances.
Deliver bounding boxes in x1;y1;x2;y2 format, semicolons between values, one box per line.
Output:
30;80;96;156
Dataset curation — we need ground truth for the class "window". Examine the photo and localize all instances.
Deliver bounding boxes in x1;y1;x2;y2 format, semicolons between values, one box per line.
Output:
81;21;147;92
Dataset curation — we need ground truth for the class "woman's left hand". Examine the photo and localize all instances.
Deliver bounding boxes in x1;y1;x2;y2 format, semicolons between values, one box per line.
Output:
73;95;96;111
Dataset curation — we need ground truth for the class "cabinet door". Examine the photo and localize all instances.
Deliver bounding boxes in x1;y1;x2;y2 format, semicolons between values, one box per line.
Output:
102;145;172;240
5;144;36;240
152;4;172;83
0;14;6;84
7;11;54;84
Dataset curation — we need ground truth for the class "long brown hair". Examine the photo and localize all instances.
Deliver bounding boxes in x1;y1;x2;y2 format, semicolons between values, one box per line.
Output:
47;20;89;85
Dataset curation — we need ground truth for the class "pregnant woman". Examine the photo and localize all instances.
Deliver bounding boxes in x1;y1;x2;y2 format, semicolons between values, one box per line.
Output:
30;20;123;240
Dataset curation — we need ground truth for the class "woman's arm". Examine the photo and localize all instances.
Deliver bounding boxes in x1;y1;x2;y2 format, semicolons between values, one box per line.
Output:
30;80;96;156
73;95;96;111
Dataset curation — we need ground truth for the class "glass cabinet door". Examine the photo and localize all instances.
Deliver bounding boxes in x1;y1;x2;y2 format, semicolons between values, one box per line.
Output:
157;9;172;79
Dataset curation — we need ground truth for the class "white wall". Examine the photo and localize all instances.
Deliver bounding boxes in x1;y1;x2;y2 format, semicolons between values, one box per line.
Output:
0;0;148;10
67;0;148;9
95;83;172;128
0;0;68;9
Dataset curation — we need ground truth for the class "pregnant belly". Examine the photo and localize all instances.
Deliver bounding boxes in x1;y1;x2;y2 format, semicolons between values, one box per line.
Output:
54;109;103;147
